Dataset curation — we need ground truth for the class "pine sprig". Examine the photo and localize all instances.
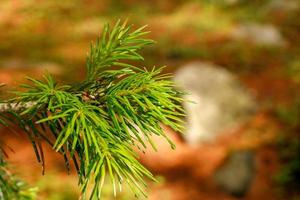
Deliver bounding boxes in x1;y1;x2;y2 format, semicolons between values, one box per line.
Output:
1;21;185;199
86;20;154;80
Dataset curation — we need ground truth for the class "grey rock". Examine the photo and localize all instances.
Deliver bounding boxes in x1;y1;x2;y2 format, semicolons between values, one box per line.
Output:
231;23;286;46
74;18;104;36
224;0;238;5
214;150;255;197
174;62;256;145
0;59;64;75
224;0;243;5
266;0;299;12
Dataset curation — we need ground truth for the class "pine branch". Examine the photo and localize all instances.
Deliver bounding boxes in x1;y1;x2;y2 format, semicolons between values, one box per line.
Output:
0;21;185;200
0;102;34;112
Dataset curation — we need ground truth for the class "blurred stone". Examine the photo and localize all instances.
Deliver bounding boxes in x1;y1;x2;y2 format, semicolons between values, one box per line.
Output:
0;59;63;75
267;0;299;12
224;0;240;5
0;59;65;86
213;150;255;197
34;62;64;75
174;62;256;145
0;58;25;69
74;18;104;37
231;23;286;46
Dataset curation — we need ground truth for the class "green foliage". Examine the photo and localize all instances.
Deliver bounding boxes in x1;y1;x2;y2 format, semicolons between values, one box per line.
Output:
275;98;300;193
286;60;300;84
36;173;79;200
276;99;300;129
275;138;300;186
1;21;184;199
0;157;37;200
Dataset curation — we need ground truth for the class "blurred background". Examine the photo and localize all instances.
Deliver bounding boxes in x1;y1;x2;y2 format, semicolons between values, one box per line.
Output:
0;0;300;199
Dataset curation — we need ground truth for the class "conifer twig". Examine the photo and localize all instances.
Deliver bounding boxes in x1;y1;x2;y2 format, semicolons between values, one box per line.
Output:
0;21;185;200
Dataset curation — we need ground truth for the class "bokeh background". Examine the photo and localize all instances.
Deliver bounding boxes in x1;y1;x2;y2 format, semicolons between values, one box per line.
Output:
1;0;300;199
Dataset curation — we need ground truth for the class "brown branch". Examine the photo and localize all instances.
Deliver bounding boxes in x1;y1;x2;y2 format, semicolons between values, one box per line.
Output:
0;102;34;112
